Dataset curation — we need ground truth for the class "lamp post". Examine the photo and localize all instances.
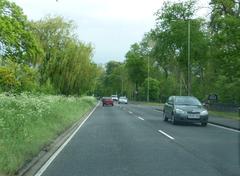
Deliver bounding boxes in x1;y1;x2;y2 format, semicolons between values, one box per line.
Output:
147;40;156;102
121;78;123;96
171;19;191;96
187;19;191;96
147;56;150;102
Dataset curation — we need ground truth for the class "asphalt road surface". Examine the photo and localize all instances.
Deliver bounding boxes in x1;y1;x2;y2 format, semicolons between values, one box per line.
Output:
38;102;240;176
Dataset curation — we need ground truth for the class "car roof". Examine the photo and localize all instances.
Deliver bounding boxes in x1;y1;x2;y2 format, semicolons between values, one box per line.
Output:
170;96;196;98
174;96;197;99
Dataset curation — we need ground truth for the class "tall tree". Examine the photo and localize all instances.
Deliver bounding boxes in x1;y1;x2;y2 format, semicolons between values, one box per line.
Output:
32;16;97;95
125;43;147;92
151;0;209;95
0;0;42;64
209;0;240;103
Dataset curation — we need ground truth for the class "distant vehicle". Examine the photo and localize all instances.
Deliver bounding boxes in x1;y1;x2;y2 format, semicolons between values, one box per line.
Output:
102;97;114;106
111;95;118;101
163;96;208;126
118;96;128;104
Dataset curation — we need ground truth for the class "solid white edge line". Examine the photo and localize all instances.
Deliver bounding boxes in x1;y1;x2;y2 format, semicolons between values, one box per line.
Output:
34;102;100;176
208;123;240;133
137;116;144;121
158;130;175;140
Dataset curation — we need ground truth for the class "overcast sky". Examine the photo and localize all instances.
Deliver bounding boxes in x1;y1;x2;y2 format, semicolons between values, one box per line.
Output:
11;0;210;64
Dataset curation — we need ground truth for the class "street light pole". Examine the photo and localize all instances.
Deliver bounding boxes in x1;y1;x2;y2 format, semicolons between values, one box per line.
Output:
121;78;123;96
187;19;191;96
147;56;150;102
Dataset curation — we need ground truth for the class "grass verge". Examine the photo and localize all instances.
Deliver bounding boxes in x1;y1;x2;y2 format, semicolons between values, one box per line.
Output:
0;93;97;175
209;110;240;121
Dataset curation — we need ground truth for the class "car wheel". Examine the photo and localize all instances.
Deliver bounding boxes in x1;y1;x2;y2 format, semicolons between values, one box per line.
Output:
201;122;207;127
103;104;104;106
112;104;114;106
163;111;168;121
171;113;177;125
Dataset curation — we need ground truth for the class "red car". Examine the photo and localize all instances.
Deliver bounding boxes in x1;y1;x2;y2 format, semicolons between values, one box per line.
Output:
102;97;114;106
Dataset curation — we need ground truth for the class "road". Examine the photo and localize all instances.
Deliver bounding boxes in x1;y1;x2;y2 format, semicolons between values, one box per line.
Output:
37;102;240;176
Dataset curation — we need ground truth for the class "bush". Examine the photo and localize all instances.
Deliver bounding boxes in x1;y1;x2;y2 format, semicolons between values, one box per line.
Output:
0;60;39;93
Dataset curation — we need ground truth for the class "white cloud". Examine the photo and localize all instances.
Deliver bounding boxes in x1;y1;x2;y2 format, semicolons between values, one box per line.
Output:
11;0;164;21
10;0;210;63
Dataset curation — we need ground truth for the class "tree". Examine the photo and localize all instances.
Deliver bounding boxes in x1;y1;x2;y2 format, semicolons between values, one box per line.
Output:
139;78;160;101
208;0;240;103
150;0;209;96
209;0;240;80
0;0;42;92
0;0;42;64
32;16;97;95
125;43;147;92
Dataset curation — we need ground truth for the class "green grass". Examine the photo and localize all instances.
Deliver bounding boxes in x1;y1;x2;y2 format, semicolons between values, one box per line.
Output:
0;93;97;175
209;110;240;120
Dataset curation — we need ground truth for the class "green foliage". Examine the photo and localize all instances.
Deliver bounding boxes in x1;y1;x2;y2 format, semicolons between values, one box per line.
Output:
31;16;97;95
36;79;56;94
0;93;96;174
0;65;19;90
124;0;240;104
103;61;123;95
139;78;160;101
159;75;178;102
94;60;135;99
0;60;39;92
210;0;240;79
151;0;209;94
0;0;43;64
207;0;240;103
125;43;147;90
0;1;100;96
214;75;240;104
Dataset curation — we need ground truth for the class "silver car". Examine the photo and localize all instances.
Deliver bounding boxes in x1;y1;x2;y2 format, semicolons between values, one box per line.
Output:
118;96;128;104
163;96;208;126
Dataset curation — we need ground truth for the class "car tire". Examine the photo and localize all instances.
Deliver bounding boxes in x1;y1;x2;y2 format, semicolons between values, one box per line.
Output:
201;122;207;127
103;104;105;106
112;104;114;106
163;112;168;121
171;113;177;125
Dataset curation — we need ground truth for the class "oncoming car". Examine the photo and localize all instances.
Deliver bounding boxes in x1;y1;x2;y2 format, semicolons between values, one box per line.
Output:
118;96;128;104
163;96;208;126
102;97;114;106
111;95;118;101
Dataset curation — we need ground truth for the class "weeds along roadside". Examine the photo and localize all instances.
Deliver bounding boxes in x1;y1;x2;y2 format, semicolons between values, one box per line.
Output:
0;93;97;175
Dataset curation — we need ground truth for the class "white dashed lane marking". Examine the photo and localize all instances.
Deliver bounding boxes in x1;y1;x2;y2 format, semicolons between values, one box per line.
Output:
158;130;175;140
137;116;145;121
